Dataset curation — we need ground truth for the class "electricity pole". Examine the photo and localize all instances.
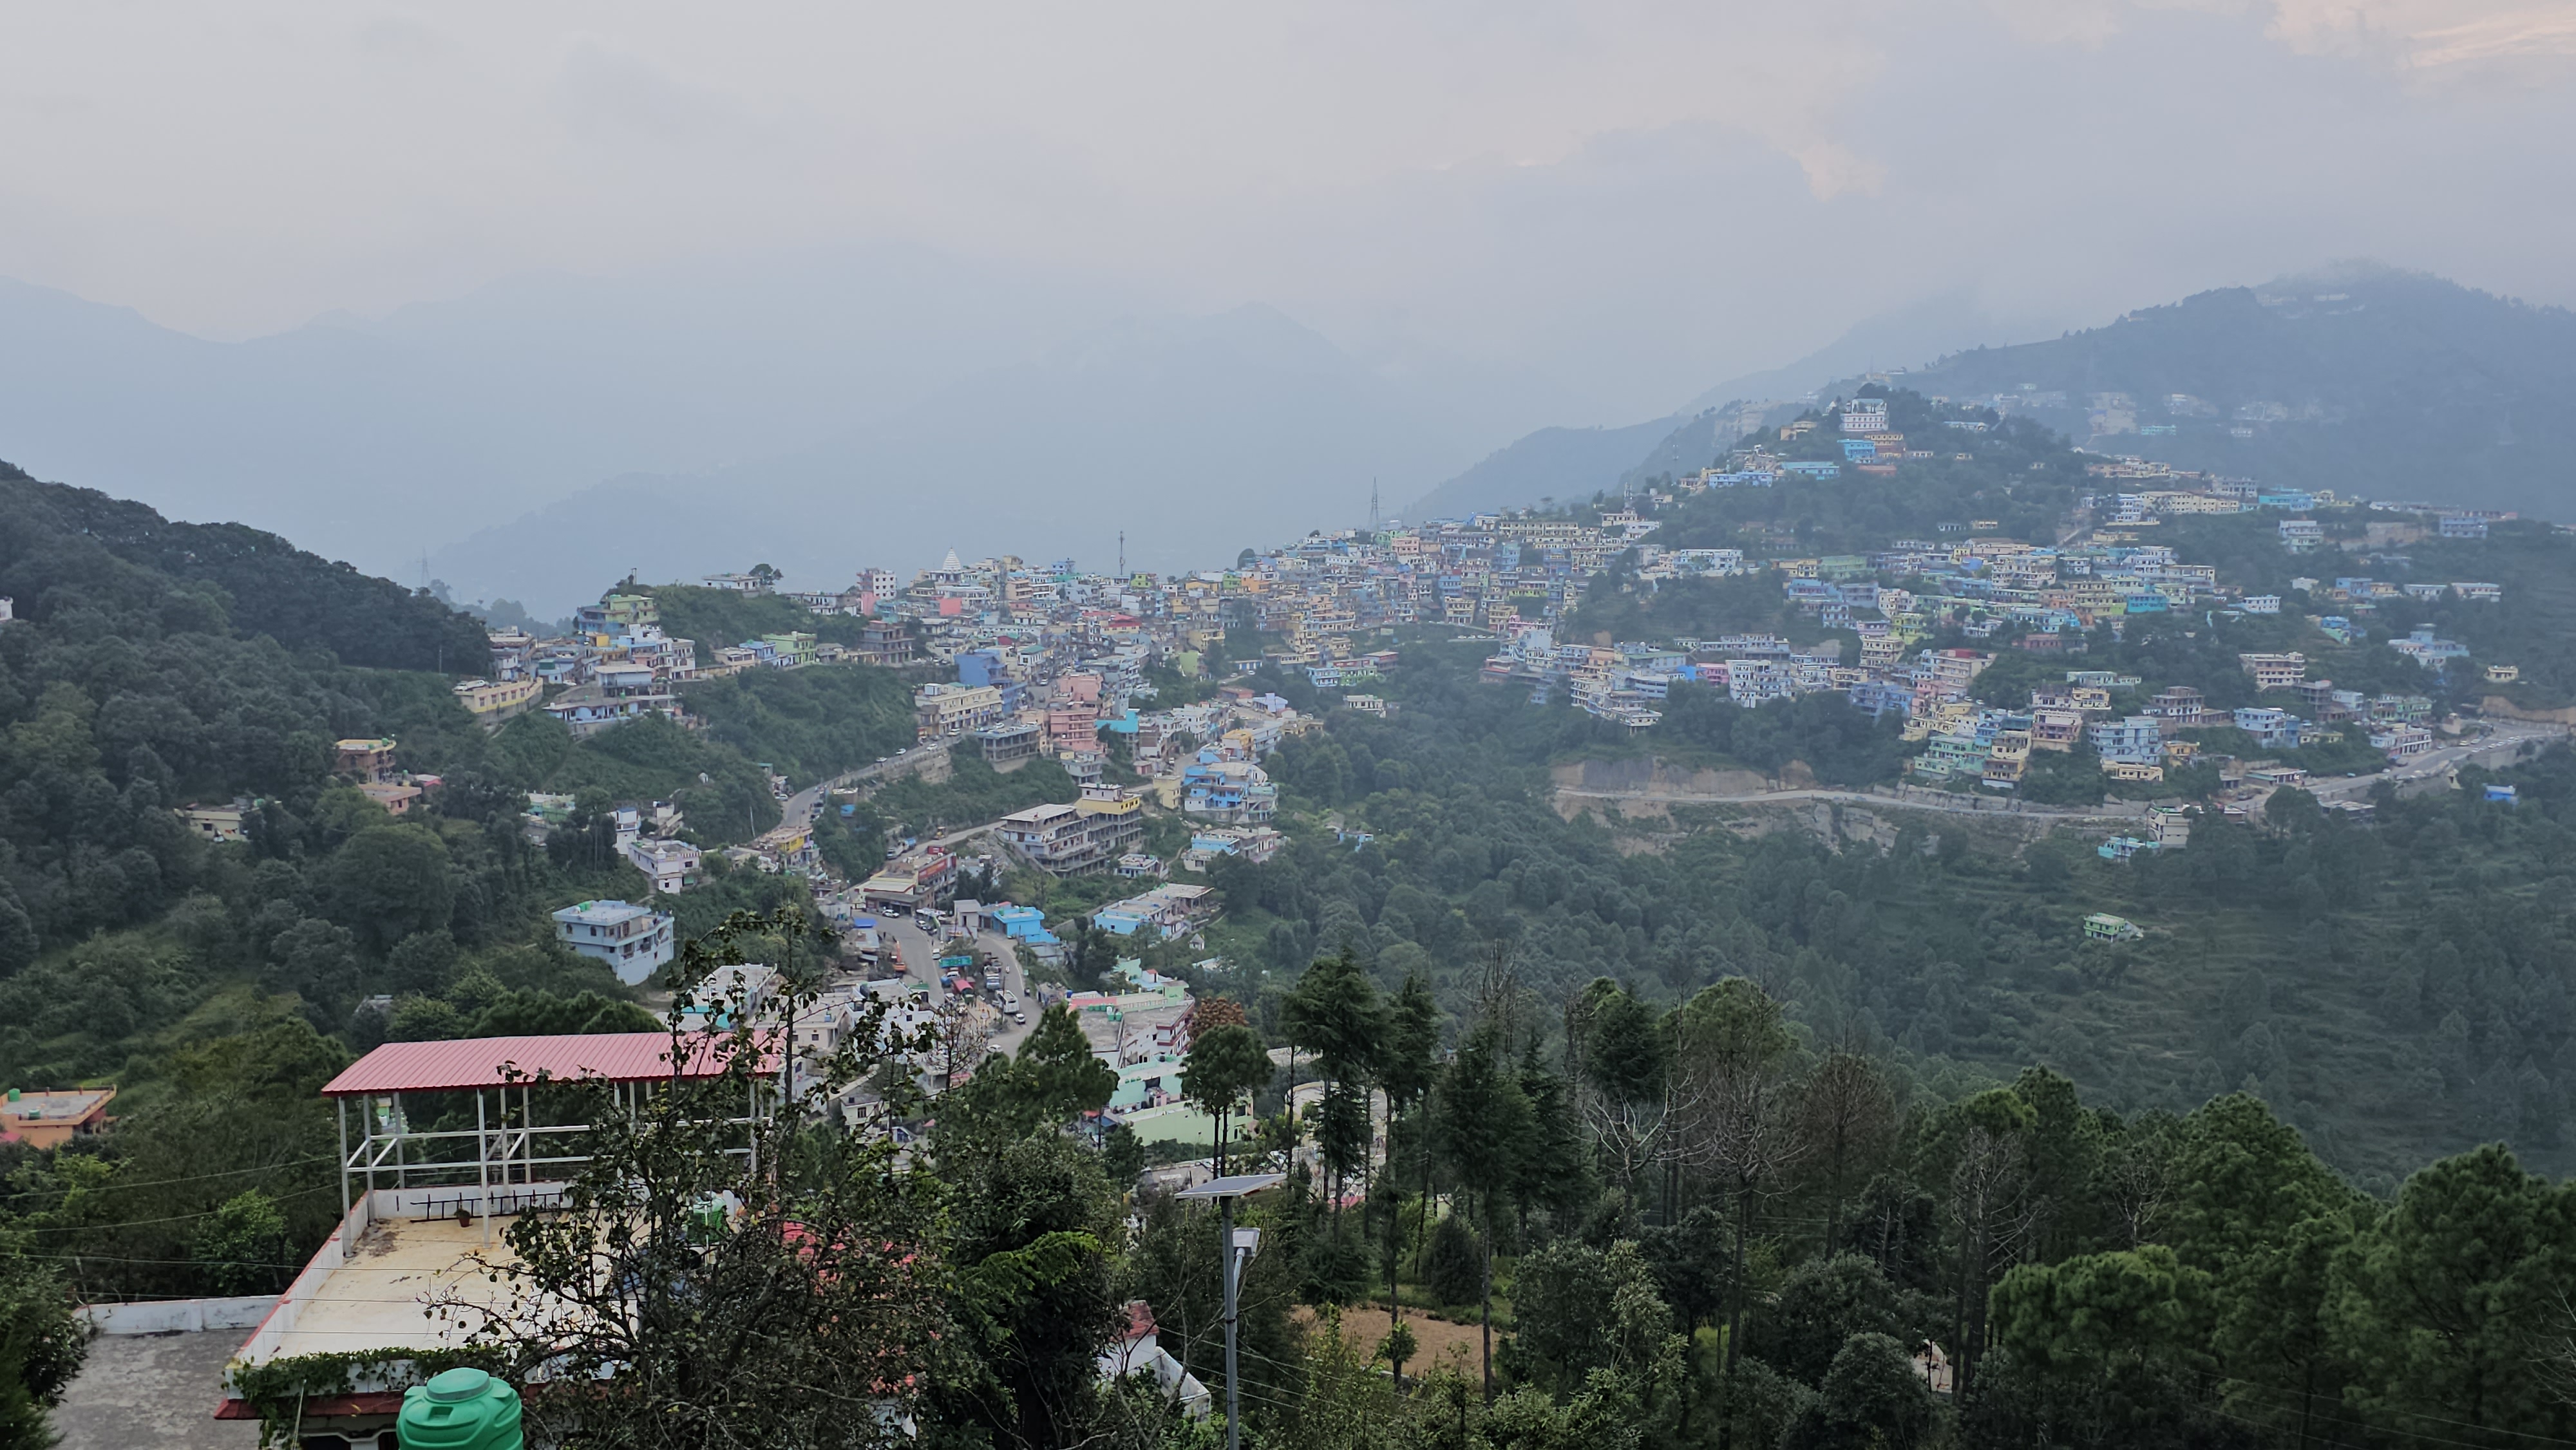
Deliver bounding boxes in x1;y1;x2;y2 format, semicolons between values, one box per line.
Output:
1179;1172;1283;1450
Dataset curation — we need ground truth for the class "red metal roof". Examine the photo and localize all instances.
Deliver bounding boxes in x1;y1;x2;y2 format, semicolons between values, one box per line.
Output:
320;1031;768;1097
215;1392;404;1420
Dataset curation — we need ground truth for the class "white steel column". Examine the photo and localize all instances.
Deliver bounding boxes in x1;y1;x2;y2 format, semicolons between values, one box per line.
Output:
337;1097;350;1219
477;1088;491;1244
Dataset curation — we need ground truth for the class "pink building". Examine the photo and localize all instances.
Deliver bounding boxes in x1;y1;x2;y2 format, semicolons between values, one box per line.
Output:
1048;704;1101;755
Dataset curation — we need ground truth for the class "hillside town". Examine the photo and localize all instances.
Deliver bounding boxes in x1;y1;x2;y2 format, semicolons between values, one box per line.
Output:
96;388;2568;1445
265;397;2508;1151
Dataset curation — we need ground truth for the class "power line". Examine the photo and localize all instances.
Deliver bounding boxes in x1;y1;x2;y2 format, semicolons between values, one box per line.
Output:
2207;1399;2532;1450
19;1183;334;1233
2218;1376;2576;1449
5;1154;334;1201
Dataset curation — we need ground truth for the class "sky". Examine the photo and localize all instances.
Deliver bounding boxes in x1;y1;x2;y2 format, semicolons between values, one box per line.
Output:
6;0;2576;429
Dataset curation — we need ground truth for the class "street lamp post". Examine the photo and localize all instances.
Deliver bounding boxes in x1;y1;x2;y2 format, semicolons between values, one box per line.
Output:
1179;1172;1285;1450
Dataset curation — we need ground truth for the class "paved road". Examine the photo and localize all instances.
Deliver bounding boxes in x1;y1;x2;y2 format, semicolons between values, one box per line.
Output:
779;739;949;827
880;912;1034;1057
2308;718;2565;802
1557;719;2570;818
1555;783;2149;822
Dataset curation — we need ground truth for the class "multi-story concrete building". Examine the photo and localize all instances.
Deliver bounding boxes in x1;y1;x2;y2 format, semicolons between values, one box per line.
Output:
914;683;1007;740
998;787;1147;876
551;900;676;985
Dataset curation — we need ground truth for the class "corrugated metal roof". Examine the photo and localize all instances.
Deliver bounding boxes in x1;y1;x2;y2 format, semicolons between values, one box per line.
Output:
321;1032;761;1097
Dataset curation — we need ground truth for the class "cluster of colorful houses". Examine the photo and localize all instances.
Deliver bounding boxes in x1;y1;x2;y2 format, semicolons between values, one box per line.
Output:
1899;650;2445;795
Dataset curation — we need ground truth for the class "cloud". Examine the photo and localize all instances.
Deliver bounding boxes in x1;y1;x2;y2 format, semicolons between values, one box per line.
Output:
2264;0;2576;75
1985;0;2131;48
1790;140;1890;200
549;40;763;150
0;0;2568;420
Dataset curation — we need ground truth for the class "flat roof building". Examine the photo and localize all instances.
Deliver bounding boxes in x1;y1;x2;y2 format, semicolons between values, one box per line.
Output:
1;1086;115;1147
218;1032;770;1440
551;899;676;985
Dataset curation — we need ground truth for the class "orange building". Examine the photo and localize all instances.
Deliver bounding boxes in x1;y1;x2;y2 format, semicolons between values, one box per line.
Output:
335;738;399;784
1;1086;115;1147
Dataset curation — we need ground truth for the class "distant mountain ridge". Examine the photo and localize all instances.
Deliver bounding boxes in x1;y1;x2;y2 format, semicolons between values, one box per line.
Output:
1405;415;1684;522
1411;289;2060;517
1859;263;2576;518
429;305;1524;612
1417;265;2576;522
0;247;1130;584
0;250;1567;610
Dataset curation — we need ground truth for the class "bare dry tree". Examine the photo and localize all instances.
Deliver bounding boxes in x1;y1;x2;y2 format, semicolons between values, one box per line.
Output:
1795;1051;1898;1256
1661;977;1808;1426
1938;1100;2040;1403
929;993;996;1092
2535;1290;2576;1411
1562;986;1672;1198
2094;1118;2178;1250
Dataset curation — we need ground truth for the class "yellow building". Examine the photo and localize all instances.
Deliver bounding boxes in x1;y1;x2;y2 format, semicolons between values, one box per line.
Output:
452;677;540;724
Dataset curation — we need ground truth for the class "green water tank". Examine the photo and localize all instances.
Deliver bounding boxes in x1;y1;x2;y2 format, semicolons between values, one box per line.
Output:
397;1367;522;1450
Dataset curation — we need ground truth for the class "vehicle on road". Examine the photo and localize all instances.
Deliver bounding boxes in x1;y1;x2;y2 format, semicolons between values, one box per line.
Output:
1012;1012;1028;1026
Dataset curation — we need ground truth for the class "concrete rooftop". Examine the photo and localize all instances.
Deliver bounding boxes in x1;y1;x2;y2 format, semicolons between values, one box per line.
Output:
257;1214;531;1362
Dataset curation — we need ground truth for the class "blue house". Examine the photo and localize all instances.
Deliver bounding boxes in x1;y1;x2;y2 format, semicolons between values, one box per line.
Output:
2089;716;2164;766
990;904;1059;947
2231;706;2307;748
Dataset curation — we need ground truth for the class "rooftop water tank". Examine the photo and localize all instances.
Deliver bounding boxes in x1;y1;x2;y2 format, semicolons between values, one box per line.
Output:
397;1367;521;1450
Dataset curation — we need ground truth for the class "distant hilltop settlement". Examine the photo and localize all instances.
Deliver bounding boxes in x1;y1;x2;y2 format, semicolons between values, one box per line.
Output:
320;394;2537;894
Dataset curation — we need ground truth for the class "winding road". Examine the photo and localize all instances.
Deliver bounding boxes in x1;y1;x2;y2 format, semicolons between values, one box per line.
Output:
1555;719;2569;820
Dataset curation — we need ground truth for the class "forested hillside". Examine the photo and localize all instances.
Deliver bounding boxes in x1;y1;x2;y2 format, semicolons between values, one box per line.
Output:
1888;264;2576;518
2;464;488;671
639;583;891;655
0;464;922;1315
1227;641;2576;1187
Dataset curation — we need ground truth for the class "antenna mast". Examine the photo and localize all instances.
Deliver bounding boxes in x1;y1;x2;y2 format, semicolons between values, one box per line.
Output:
1119;531;1126;577
1370;478;1380;532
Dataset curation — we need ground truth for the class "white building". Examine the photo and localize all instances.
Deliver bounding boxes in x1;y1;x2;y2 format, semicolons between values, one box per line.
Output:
552;899;677;985
1098;1301;1212;1420
623;837;703;895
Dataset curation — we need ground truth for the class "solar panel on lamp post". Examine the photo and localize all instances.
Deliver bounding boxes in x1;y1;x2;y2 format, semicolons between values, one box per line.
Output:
1177;1172;1284;1450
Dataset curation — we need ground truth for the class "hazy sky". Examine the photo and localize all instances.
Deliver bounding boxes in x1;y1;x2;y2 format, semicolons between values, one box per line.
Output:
8;0;2576;416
